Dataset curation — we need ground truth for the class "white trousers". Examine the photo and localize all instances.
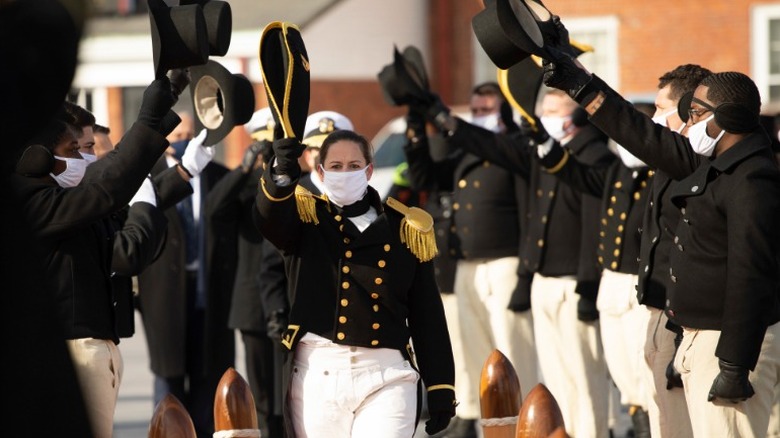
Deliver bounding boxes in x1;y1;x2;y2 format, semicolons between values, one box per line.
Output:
454;257;538;419
66;338;123;438
674;322;780;438
290;334;420;438
597;270;650;408
643;307;693;438
441;292;477;419
531;274;610;438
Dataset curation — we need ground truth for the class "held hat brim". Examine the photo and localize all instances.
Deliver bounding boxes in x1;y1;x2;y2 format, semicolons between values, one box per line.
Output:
472;0;545;69
377;46;431;107
189;60;256;146
259;21;310;140
149;0;209;79
181;0;233;56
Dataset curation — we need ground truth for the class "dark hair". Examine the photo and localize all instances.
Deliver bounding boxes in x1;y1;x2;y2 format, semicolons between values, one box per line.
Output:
702;72;761;115
658;64;712;101
59;101;96;130
319;130;373;165
27;119;74;152
94;124;110;135
471;81;504;100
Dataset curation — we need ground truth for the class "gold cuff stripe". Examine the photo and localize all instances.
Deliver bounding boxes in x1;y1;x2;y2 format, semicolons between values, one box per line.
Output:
427;384;455;392
546;149;570;174
261;178;294;202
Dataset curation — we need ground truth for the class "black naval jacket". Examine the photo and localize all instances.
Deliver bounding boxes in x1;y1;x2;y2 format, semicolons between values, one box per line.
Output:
253;167;456;418
445;121;613;300
11;122;169;343
539;142;653;276
580;75;780;369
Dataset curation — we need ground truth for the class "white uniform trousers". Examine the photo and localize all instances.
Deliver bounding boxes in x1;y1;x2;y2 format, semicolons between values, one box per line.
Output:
597;270;650;408
440;292;477;420
674;322;780;438
531;274;610;438
454;256;538;419
643;307;693;438
66;338;123;438
768;385;780;437
290;333;420;438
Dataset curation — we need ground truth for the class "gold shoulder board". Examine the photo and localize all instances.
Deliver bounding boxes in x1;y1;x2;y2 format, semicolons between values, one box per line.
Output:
294;185;326;224
385;197;438;262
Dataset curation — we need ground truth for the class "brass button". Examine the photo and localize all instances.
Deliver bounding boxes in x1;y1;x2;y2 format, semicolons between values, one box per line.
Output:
372;323;380;330
345;250;353;258
473;181;481;188
372;304;379;312
374;278;383;285
339;224;345;232
337;332;345;340
613;249;620;257
371;340;379;346
450;225;457;233
601;218;608;225
611;261;618;270
343;237;350;244
482;161;490;167
610;196;617;204
383;244;391;252
466;203;473;210
620;212;627;220
607;208;614;216
618;225;624;232
342;266;350;274
634;192;641;201
537;239;544;248
377;260;386;268
648;170;655;176
600;231;606;237
615;237;622;245
339;316;347;323
341;298;349;307
462;226;469;234
641;181;647;188
453;202;460;210
548;190;554;198
598;256;604;264
334;215;342;222
371;293;379;299
458;179;467;188
615;181;623;189
536;189;543;198
342;281;350;289
599;244;605;250
541;215;547;224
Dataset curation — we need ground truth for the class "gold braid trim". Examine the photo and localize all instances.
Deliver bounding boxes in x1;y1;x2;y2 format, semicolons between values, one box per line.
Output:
545;148;570;174
261;178;294;202
427;384;456;392
294;185;319;224
386;197;438;262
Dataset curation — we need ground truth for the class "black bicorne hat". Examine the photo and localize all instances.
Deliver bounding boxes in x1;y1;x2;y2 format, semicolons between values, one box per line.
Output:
148;0;209;79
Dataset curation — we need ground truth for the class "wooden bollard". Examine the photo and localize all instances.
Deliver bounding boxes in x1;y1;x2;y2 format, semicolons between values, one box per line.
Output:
515;383;567;438
479;349;522;438
213;367;260;438
148;393;196;438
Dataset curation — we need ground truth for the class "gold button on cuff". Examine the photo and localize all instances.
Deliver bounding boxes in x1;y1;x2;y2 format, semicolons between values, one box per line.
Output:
341;299;349;307
383;244;391;252
372;323;380;330
345;250;353;258
337;332;345;340
342;281;350;289
334;215;342;222
371;293;379;299
374;278;383;285
371;340;379;346
342;266;350;274
339;316;347;323
377;260;386;268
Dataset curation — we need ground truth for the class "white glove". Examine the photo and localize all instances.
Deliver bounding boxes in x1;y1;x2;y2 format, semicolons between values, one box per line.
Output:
129;176;157;207
181;129;214;177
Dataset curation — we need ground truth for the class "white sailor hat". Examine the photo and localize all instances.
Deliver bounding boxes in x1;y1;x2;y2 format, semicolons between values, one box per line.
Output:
301;111;354;148
243;107;275;142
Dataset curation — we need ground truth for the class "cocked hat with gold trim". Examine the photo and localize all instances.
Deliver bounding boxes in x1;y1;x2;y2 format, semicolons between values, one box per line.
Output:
148;0;209;79
302;111;354;148
259;21;310;140
189;60;255;146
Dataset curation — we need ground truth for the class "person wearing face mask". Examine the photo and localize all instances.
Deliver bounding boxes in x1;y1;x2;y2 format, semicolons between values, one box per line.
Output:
10;77;177;438
401;81;536;437
254;129;456;438
544;47;780;437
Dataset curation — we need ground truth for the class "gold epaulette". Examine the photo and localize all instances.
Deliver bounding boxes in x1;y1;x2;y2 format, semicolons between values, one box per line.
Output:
294;185;326;224
385;197;438;262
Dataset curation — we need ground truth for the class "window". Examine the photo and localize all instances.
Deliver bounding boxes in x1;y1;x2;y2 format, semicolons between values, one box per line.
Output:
752;4;780;107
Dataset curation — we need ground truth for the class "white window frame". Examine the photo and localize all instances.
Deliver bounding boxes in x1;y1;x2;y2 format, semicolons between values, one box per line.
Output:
751;3;780;109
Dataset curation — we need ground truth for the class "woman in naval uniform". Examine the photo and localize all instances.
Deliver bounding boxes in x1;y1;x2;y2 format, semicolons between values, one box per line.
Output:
253;129;456;438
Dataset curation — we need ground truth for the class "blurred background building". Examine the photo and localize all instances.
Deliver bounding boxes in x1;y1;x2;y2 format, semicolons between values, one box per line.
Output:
72;0;780;167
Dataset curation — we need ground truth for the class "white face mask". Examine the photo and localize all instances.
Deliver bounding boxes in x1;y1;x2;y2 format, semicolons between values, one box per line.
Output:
50;156;88;188
80;151;98;165
321;165;369;207
616;145;646;168
652;108;685;133
540;115;573;141
471;113;502;133
687;114;724;157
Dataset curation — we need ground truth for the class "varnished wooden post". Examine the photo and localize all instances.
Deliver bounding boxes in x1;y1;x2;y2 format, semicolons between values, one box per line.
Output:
480;349;522;438
213;367;260;438
148;393;197;438
515;383;567;438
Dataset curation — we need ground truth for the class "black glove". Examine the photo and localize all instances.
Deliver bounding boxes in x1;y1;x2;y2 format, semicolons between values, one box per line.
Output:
707;359;755;403
409;91;455;134
425;389;456;435
168;68;191;104
266;309;288;342
537;15;578;59
137;77;175;130
271;138;305;179
507;275;532;312
542;53;593;101
425;411;452;436
519;114;550;145
577;295;599;322
500;101;520;134
665;331;684;390
241;141;265;174
405;106;427;143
